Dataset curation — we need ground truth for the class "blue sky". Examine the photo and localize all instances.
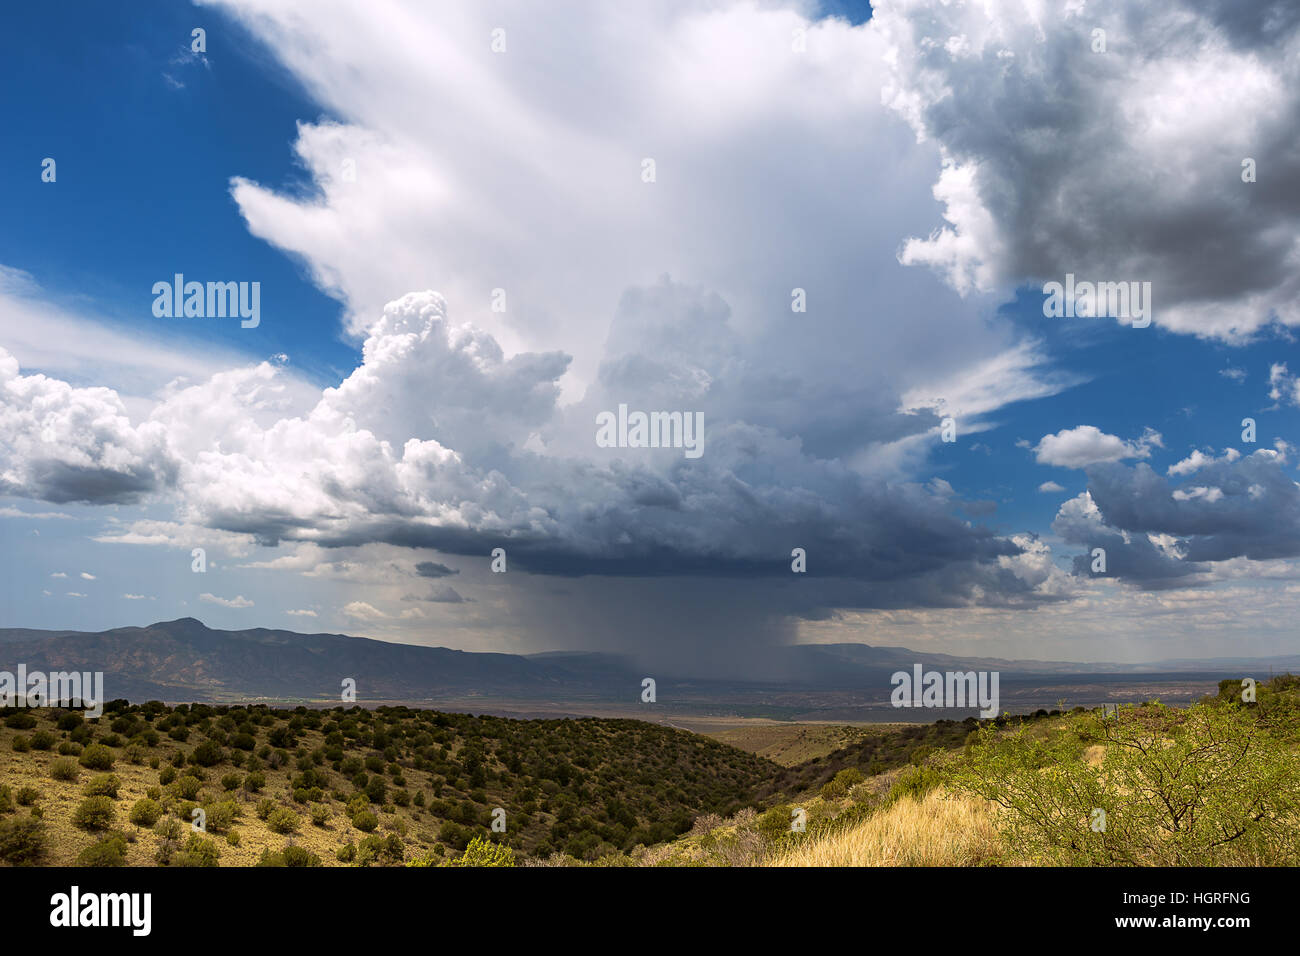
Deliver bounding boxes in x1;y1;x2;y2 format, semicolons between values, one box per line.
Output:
2;0;1299;669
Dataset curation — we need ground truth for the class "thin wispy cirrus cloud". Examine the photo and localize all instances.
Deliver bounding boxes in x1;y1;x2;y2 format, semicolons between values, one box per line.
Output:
1;0;1298;667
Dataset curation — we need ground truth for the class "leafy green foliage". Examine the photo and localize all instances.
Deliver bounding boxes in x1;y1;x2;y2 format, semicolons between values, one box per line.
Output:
954;698;1300;865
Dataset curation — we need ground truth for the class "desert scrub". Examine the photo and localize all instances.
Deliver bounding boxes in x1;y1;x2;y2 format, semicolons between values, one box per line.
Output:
953;701;1300;866
49;757;80;782
129;798;162;827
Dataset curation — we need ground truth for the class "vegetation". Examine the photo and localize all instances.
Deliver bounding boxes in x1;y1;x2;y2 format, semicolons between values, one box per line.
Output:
2;677;1298;867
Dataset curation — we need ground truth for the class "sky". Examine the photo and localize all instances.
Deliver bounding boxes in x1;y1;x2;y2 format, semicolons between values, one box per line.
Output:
2;0;1300;671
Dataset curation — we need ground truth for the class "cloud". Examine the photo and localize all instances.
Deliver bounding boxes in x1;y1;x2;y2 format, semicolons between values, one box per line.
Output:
0;347;175;503
1053;446;1300;588
199;593;254;608
0;506;72;519
1269;363;1300;406
1038;481;1065;493
342;601;387;620
404;585;470;604
1168;448;1240;477
122;593;153;600
1034;426;1162;469
414;561;458;579
79;572;95;580
876;0;1300;340
286;609;318;617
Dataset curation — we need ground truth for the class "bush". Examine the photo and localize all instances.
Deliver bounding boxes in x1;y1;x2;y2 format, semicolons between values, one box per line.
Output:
266;807;300;834
170;833;220;867
352;809;379;833
158;766;177;786
50;757;80;782
29;730;56;751
79;743;115;771
11;736;29;753
77;834;128;867
444;836;515;867
309;803;330;827
887;765;945;804
72;795;117;831
220;773;241;792
203;800;240;834
129;798;162;827
15;787;38;807
243;771;265;793
0;815;46;865
954;701;1300;865
819;768;866;801
4;712;36;730
83;774;121;798
257;845;321;867
190;740;224;767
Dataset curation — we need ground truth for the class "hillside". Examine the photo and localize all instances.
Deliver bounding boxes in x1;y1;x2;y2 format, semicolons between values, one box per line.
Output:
0;701;779;865
4;675;1299;867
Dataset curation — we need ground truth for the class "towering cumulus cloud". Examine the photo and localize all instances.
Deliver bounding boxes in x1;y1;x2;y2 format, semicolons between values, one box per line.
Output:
876;0;1300;339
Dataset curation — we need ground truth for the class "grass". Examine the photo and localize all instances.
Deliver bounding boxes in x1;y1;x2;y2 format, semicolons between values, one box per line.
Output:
767;791;1004;867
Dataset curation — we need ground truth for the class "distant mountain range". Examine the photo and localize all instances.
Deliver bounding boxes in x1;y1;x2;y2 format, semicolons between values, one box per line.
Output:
2;618;1299;711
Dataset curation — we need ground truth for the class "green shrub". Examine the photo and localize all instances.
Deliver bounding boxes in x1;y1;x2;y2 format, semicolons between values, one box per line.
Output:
129;798;162;827
72;795;117;831
0;815;46;865
4;712;36;730
82;774;121;798
203;800;240;834
29;730;56;750
15;787;38;807
78;743;115;771
50;757;80;782
190;740;224;767
243;771;265;793
352;809;379;833
11;736;29;753
954;702;1300;865
887;764;945;804
258;845;321;867
266;807;299;834
77;834;128;867
170;833;220;867
443;836;515;867
819;768;866;801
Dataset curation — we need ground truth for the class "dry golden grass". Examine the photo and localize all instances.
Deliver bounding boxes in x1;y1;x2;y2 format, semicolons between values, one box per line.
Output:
767;790;1005;867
